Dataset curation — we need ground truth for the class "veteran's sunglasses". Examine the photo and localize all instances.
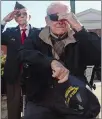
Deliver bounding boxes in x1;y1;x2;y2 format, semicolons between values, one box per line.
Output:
48;13;59;21
48;13;67;22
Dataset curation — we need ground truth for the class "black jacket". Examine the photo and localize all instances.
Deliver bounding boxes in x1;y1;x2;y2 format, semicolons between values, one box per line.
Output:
18;27;101;101
1;24;38;84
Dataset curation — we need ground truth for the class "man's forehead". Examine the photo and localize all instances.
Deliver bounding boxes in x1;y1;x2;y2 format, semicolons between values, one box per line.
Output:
48;4;69;15
19;8;27;13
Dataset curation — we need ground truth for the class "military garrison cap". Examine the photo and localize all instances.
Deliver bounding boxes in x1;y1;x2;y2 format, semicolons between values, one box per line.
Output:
14;2;25;10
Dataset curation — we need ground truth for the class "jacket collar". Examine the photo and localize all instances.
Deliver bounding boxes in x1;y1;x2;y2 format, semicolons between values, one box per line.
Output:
39;26;76;47
15;24;34;36
19;24;30;31
15;24;31;31
39;26;53;46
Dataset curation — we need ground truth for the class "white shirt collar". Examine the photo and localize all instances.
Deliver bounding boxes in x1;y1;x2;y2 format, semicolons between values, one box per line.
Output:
19;24;30;36
19;24;30;31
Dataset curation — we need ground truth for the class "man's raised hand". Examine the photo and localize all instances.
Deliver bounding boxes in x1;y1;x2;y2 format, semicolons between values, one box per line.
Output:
3;10;19;22
51;60;69;83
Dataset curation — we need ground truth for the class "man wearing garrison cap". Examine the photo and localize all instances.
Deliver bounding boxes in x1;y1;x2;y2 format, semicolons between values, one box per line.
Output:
1;2;37;119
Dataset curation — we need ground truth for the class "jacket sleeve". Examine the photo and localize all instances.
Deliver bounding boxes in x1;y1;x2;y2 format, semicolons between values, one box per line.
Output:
18;32;54;71
1;25;10;45
73;28;101;66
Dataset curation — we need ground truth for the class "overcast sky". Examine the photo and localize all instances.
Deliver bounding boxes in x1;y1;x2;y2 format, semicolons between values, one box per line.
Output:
1;1;101;28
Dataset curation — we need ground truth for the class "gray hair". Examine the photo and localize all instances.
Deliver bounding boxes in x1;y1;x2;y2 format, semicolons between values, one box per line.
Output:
46;2;71;15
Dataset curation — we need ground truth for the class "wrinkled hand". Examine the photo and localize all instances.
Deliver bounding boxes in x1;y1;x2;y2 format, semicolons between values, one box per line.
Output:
51;60;69;83
58;12;82;32
3;10;19;22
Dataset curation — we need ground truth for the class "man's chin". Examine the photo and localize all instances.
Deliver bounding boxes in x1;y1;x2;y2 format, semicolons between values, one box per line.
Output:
56;31;66;35
19;22;27;26
56;29;67;34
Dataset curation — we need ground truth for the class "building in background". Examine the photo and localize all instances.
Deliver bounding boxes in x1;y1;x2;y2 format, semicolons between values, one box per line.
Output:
76;8;101;37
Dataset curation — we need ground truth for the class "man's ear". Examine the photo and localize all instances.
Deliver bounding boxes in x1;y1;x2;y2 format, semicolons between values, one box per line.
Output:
45;16;50;26
14;18;18;23
29;15;31;20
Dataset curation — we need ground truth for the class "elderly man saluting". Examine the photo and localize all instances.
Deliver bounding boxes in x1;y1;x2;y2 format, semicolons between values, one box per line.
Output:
19;2;101;119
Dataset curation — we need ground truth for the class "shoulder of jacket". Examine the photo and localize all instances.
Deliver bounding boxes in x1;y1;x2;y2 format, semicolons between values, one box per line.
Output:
28;27;44;39
89;31;99;36
6;27;16;31
32;27;44;35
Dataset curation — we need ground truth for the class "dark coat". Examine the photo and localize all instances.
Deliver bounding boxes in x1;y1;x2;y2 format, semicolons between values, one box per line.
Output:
1;24;38;84
18;27;101;101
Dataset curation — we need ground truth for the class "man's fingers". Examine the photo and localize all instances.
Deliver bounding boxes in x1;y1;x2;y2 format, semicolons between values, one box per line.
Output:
52;69;60;78
52;70;56;77
52;67;61;77
11;11;17;16
58;12;70;21
57;69;67;80
3;10;20;22
51;60;69;82
58;73;68;83
55;67;64;78
10;11;17;15
10;10;19;17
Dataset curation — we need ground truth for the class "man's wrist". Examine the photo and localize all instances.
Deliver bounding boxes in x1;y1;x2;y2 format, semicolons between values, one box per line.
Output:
1;20;7;26
72;24;83;32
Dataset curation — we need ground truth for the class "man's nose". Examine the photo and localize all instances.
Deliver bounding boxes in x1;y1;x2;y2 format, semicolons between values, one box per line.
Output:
20;14;25;18
58;20;66;25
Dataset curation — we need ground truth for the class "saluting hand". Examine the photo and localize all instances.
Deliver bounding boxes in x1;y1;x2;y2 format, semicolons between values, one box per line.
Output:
58;12;83;32
3;10;19;22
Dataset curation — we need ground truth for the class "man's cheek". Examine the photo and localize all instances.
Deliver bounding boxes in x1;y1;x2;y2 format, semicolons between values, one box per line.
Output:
14;18;18;22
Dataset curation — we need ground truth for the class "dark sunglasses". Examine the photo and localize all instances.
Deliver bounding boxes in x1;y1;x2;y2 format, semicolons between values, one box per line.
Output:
15;12;27;17
48;13;59;21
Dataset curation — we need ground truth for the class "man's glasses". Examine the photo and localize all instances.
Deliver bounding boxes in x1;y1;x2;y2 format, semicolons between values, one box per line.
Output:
48;13;67;22
15;12;27;17
48;13;59;21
